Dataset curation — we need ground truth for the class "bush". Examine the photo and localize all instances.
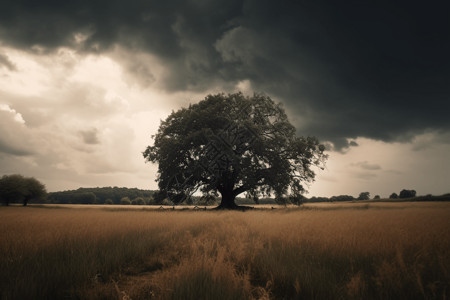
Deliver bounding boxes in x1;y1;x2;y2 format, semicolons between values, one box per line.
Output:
120;197;131;205
104;199;114;205
134;197;146;205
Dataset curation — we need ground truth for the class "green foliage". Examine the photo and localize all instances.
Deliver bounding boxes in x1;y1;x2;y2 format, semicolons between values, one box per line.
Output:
0;174;46;206
47;187;156;205
120;197;131;205
104;199;114;205
357;192;370;201
144;196;157;205
330;195;355;202
373;195;381;200
399;189;416;198
383;194;450;202
389;193;398;199
133;197;146;205
307;196;331;203
196;194;218;206
161;198;174;206
273;194;307;206
71;192;96;204
415;193;450;201
144;92;327;208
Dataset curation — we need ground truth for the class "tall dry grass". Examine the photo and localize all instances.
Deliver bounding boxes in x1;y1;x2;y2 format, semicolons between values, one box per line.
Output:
0;203;449;299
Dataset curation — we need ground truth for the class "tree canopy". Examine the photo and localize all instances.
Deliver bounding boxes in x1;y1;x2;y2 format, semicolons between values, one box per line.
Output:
0;174;47;206
389;193;398;199
357;192;370;201
143;93;327;209
399;189;417;198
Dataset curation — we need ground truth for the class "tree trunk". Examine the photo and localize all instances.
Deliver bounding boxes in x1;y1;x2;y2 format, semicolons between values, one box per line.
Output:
216;189;254;210
216;189;238;209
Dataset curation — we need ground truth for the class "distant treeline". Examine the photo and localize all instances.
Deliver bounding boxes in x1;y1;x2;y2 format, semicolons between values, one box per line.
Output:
45;187;157;205
307;195;355;203
305;193;450;203
38;187;450;206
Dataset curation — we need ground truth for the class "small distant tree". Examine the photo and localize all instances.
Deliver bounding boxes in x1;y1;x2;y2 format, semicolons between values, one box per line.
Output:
373;195;380;200
389;193;398;199
104;199;114;205
134;197;146;205
120;197;131;205
357;192;370;200
0;174;46;206
399;189;416;198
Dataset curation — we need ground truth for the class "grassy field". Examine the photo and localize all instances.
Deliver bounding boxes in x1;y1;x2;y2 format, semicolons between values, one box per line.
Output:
1;202;449;299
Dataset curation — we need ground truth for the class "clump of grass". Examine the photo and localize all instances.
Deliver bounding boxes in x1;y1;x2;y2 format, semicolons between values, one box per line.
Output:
153;254;252;300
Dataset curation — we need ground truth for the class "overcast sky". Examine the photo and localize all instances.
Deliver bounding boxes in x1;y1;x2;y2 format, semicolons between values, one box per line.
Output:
0;0;449;198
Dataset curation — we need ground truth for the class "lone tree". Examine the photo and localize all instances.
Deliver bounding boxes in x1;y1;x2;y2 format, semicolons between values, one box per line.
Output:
143;93;327;209
0;174;47;206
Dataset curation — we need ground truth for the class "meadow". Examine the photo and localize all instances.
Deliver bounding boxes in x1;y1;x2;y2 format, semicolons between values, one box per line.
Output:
0;202;449;299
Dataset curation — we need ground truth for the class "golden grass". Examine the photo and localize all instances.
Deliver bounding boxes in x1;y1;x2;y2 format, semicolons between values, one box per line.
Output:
1;203;449;299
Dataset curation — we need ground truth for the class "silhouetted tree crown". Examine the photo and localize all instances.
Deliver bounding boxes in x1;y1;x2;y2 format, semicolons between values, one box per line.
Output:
399;189;417;198
120;197;131;205
389;193;398;199
357;192;370;200
0;174;46;206
143;92;327;209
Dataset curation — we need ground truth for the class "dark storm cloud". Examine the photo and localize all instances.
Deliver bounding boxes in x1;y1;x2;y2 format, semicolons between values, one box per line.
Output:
0;140;32;156
0;0;448;149
80;128;100;145
0;52;16;71
215;1;450;149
